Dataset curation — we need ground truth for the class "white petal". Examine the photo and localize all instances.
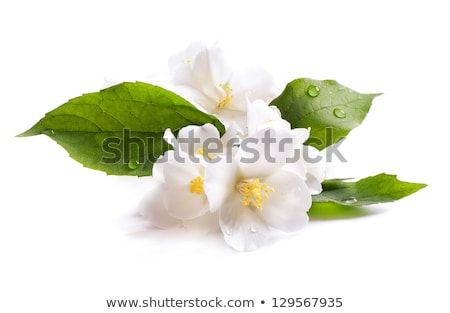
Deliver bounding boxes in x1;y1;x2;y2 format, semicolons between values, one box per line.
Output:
260;170;311;232
168;41;207;85
305;173;324;195
219;197;270;251
161;157;209;219
163;128;178;147
286;145;326;195
181;123;220;142
169;61;193;86
178;123;220;156
218;122;240;158
247;100;291;135
164;185;209;219
151;154;166;181
207;44;233;85
190;48;224;102
220;122;239;147
175;85;216;113
138;182;182;229
183;211;220;234
231;67;276;104
203;159;237;212
282;158;307;181
247;100;270;135
303;145;326;194
213;108;248;135
163;154;201;184
154;149;191;174
291;128;310;147
237;127;293;178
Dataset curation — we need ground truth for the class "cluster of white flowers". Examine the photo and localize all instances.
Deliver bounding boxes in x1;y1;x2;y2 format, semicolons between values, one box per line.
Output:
139;42;325;251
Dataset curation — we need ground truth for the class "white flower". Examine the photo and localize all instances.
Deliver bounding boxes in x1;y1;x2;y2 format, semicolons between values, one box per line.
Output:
139;123;237;232
139;179;220;234
246;99;326;195
204;128;313;251
138;149;209;222
246;99;292;135
165;122;238;161
139;103;326;250
139;42;327;250
138;148;222;234
138;178;182;229
168;41;276;133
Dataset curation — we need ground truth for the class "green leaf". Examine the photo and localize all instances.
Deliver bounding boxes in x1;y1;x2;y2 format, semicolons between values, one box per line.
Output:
308;201;377;220
313;173;427;206
17;82;225;176
270;78;381;150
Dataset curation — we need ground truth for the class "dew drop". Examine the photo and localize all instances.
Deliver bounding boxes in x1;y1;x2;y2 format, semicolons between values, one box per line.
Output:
250;226;258;233
307;85;320;97
343;197;358;204
127;158;140;170
44;129;55;136
333;108;346;119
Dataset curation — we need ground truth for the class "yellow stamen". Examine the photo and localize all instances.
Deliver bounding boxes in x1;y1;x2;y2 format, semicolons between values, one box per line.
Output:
189;176;204;194
237;178;274;211
182;58;192;64
217;82;233;109
196;148;213;160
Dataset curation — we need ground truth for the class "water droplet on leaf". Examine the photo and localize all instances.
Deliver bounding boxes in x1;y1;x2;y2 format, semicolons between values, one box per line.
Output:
44;129;55;136
343;197;358;204
333;108;346;118
127;158;140;170
307;85;320;97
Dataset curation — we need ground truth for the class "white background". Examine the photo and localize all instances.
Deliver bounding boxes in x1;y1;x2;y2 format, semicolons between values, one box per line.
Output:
1;1;449;312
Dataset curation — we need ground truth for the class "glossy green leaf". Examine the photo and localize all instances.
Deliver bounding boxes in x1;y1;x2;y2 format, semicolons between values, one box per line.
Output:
270;78;381;150
313;173;427;206
17;82;225;176
308;201;377;220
